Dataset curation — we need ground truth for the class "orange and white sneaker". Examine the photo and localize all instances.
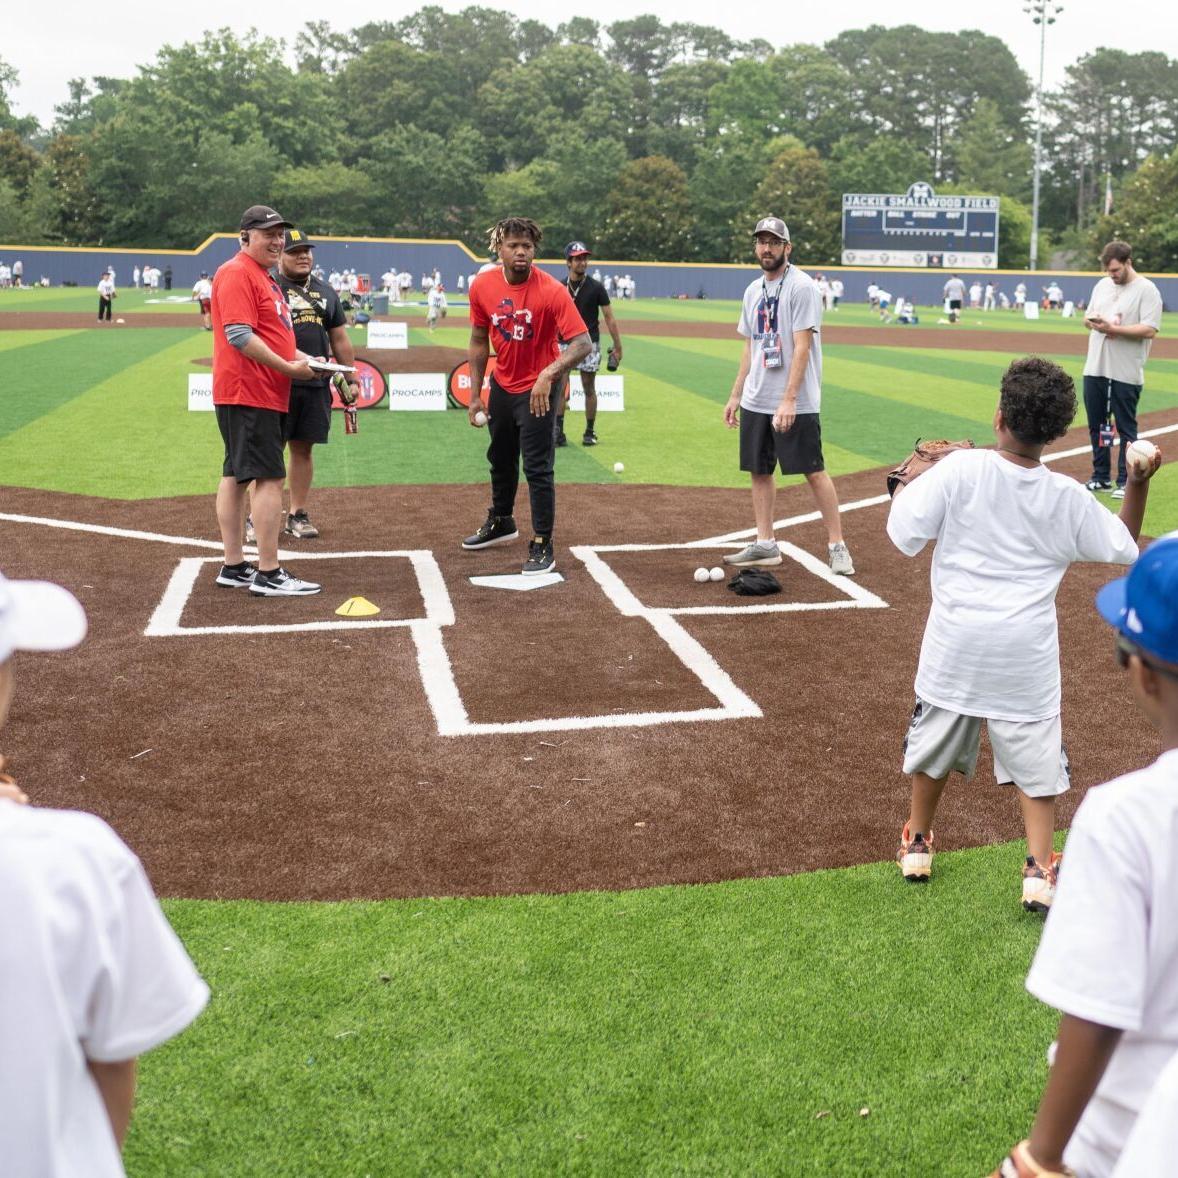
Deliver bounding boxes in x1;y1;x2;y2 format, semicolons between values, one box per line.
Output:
897;825;933;882
1022;852;1062;913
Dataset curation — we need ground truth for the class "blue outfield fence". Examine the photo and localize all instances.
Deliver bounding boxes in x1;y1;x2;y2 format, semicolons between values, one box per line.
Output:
1;233;1176;309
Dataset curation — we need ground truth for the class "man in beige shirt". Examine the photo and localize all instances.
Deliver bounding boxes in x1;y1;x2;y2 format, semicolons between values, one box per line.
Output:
1083;240;1163;499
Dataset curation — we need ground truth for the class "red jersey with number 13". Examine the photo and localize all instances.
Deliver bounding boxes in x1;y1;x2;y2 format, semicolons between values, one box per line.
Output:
211;251;296;411
469;266;586;393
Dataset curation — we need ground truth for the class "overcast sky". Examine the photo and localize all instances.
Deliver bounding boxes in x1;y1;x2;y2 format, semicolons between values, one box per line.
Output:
7;0;1173;128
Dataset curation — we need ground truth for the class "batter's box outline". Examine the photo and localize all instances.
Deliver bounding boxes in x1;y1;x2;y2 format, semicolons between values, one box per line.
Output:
144;551;454;637
573;541;889;617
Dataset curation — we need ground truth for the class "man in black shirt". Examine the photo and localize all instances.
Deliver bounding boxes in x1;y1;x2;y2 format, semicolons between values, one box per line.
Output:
274;228;359;538
556;241;623;447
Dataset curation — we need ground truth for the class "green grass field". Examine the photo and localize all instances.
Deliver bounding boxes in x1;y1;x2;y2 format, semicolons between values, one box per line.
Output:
2;299;1173;1175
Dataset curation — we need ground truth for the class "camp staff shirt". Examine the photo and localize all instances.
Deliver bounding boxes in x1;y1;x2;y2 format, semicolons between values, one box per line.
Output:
212;251;296;411
0;803;209;1178
564;275;610;341
276;272;346;391
469;266;587;393
886;448;1138;721
1083;274;1163;386
1026;749;1178;1174
737;266;823;415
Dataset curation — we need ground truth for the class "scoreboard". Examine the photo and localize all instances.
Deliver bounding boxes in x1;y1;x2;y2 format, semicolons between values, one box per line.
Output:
841;183;1000;269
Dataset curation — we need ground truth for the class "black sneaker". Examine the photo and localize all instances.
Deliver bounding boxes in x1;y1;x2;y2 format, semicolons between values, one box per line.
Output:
215;561;257;588
582;429;598;446
1085;478;1113;492
462;512;519;550
522;536;555;576
249;567;322;597
555;431;568;447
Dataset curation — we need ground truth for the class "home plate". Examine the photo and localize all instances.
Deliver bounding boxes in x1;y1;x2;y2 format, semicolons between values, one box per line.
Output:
469;573;564;592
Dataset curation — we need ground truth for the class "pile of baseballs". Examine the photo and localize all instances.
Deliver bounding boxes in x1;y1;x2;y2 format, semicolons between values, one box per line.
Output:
1126;438;1159;475
693;567;724;583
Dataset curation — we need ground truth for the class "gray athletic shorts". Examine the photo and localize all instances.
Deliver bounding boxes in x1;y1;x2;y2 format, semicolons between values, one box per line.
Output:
559;339;601;373
901;699;1071;798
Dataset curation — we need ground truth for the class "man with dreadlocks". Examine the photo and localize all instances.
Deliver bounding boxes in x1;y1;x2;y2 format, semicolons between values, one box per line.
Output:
463;217;592;575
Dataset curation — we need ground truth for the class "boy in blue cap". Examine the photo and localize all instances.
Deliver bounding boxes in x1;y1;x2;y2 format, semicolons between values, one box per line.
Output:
990;535;1178;1177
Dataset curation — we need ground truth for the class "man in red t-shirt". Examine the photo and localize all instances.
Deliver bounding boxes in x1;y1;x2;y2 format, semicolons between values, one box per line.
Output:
464;217;590;575
211;205;321;597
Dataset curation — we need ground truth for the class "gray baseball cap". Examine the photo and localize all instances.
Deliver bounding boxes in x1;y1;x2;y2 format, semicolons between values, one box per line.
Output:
752;217;790;241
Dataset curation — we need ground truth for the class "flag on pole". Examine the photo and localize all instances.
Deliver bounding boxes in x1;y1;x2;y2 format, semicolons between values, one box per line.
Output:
1104;173;1114;216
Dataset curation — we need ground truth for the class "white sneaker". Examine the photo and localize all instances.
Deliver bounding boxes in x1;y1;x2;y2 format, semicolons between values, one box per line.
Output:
829;542;855;576
249;567;322;597
723;541;782;567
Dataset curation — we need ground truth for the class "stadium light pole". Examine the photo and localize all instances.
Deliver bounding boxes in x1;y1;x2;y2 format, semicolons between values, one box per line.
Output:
1024;0;1063;271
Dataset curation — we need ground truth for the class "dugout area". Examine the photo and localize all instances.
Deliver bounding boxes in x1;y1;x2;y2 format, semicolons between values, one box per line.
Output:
0;455;1159;903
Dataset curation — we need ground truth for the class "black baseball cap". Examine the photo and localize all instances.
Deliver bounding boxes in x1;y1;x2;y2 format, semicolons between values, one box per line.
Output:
283;228;314;252
565;241;591;258
240;205;293;231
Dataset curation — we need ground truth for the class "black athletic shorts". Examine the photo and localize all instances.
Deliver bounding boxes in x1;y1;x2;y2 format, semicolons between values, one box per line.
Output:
285;382;333;445
739;409;824;476
948;299;962;310
216;404;286;483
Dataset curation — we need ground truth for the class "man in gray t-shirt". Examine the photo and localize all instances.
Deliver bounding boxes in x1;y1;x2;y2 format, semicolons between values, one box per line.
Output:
943;275;966;323
722;217;855;576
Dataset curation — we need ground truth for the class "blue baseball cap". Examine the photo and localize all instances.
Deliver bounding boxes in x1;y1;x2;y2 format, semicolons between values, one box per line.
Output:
1096;535;1178;665
564;241;591;258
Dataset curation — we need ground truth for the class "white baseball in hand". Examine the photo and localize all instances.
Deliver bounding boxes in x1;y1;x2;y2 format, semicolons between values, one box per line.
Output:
474;411;488;427
1126;439;1158;475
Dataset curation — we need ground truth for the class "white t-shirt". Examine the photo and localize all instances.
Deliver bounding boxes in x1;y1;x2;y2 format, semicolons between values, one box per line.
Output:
427;287;447;310
737;266;823;415
1026;749;1178;1175
97;277;114;298
886;449;1138;720
192;278;212;300
1083;275;1164;386
831;280;844;297
1112;1047;1178;1176
0;804;209;1177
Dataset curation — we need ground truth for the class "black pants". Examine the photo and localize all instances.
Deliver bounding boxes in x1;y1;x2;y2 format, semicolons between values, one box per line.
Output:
98;296;112;321
486;375;558;537
1083;375;1141;486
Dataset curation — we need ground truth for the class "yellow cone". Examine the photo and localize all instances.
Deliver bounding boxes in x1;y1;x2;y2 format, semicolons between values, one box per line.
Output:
336;596;381;617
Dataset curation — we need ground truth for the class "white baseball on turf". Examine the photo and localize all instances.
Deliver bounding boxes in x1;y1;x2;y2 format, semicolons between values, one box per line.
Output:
709;567;724;582
693;567;709;583
474;411;487;426
1126;438;1158;474
613;462;624;473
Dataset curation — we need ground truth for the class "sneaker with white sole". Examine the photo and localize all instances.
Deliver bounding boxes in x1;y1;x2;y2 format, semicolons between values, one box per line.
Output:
522;536;555;576
244;515;256;545
829;541;855;576
284;510;319;539
1085;478;1112;492
1111;486;1126;500
1022;852;1062;912
723;541;782;567
249;567;322;597
897;825;933;882
215;561;257;588
462;511;519;550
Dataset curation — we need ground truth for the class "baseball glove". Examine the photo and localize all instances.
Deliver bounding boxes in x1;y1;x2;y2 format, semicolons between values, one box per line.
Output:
886;437;975;496
989;1141;1076;1178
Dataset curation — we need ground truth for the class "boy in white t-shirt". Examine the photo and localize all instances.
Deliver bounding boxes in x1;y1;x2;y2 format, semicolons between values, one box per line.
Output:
0;571;209;1176
989;536;1178;1178
887;357;1159;909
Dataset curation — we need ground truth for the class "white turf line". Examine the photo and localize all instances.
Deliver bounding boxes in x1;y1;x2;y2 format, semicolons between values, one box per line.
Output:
7;418;1177;737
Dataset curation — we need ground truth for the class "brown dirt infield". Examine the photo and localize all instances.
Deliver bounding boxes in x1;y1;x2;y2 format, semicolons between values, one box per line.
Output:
8;309;1177;358
1;422;1165;902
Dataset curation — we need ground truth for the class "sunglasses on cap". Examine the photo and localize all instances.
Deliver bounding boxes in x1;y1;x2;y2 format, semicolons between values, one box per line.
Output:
1115;635;1178;683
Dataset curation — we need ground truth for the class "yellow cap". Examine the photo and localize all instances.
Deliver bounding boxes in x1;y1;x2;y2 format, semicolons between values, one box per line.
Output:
335;596;380;617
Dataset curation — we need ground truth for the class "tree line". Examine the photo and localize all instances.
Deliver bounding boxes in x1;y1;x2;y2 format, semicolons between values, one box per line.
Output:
1;11;1176;269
